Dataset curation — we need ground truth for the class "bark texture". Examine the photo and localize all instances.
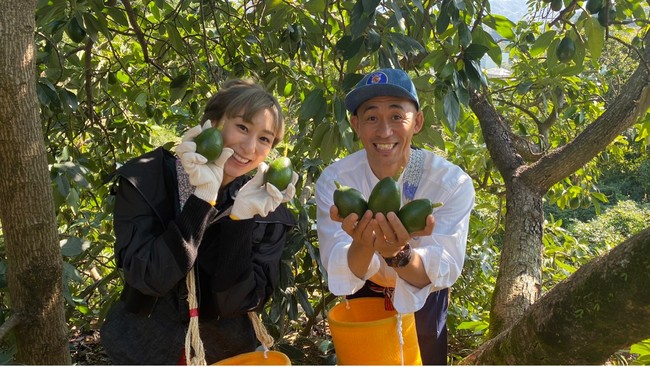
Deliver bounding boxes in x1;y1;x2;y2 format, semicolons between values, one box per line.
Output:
0;1;72;364
471;31;650;336
461;227;650;365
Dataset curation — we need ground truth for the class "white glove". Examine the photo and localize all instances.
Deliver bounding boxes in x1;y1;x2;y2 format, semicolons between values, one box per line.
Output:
177;121;233;205
276;171;299;203
230;162;284;220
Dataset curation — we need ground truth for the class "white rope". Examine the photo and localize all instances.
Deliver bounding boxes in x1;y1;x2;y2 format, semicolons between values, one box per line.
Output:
396;313;405;366
184;268;207;365
248;311;275;358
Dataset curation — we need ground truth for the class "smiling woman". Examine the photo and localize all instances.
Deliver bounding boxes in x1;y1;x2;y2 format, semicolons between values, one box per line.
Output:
99;78;298;365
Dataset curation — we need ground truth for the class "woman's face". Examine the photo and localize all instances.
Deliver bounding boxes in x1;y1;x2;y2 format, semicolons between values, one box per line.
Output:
219;108;277;187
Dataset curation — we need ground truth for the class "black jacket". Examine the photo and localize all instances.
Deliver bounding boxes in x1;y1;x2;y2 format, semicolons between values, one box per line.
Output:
100;147;295;364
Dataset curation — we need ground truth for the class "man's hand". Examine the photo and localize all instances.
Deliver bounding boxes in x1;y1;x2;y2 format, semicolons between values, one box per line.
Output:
373;212;434;257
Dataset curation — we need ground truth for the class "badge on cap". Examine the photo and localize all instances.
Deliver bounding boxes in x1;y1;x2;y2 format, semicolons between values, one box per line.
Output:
366;71;388;85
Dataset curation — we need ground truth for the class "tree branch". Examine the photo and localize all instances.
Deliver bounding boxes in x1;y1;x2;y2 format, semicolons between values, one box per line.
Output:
0;313;21;341
461;226;650;365
469;91;526;183
522;32;650;192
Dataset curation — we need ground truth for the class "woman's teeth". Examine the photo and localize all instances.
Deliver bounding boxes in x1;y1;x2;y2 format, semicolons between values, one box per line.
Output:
376;143;394;151
232;152;250;164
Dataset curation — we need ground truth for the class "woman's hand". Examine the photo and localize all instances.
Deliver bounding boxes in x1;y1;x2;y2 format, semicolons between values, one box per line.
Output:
176;121;233;205
230;162;284;220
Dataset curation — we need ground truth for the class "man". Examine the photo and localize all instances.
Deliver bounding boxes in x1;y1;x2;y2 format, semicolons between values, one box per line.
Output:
315;68;475;365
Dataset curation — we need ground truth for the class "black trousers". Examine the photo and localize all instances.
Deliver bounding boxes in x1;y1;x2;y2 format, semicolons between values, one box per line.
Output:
347;280;449;365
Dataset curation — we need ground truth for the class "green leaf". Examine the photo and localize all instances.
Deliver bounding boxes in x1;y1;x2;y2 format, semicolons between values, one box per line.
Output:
320;128;339;163
585;16;605;65
350;0;378;39
60;89;79;111
458;22;472;48
388;32;425;55
170;73;190;89
82;12;110;42
296;287;314;317
310;122;330;151
63;262;84;283
630;340;650;355
106;6;129;28
420;49;448;70
335;35;364;60
482;14;516;41
591;192;608;203
516;80;534;94
166;22;185;53
60;237;91;257
436;7;451;34
443;90;460;132
464;43;490;61
305;0;326;13
36;80;60;108
464;59;487;89
471;27;500;66
299;88;326;121
530;30;557;58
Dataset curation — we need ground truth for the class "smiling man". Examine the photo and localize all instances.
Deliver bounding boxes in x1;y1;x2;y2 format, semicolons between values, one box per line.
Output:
315;68;475;365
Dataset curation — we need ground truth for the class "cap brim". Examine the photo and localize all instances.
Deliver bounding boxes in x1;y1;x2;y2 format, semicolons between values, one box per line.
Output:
345;84;419;114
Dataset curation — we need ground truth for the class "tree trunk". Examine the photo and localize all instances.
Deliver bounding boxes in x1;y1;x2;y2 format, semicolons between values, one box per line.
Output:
489;185;544;335
0;1;72;364
461;227;650;365
470;31;650;336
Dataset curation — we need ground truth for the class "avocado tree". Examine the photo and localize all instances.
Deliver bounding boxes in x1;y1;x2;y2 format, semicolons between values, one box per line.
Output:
0;0;71;364
1;0;647;364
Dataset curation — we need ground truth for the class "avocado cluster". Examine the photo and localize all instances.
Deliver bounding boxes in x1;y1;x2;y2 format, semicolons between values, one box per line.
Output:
333;177;442;233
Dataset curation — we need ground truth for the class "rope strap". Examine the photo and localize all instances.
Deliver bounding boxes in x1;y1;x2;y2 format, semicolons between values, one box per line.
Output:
184;268;206;365
396;313;405;366
183;268;276;363
248;311;274;358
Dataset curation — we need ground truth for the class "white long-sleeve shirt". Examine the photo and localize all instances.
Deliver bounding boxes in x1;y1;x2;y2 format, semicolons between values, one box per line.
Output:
315;148;475;313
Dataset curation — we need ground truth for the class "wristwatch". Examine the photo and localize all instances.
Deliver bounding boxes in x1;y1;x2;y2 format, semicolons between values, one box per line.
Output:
382;244;412;268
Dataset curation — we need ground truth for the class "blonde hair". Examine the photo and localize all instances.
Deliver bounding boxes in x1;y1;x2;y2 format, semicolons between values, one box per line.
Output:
200;79;284;147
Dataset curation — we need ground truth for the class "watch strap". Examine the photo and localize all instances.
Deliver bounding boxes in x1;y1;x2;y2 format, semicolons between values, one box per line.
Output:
382;244;412;268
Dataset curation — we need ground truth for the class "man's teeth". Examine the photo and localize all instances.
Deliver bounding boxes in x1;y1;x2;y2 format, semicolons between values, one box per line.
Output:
377;143;394;151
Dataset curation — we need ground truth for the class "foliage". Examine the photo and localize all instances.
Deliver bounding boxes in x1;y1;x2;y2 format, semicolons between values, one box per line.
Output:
0;0;647;363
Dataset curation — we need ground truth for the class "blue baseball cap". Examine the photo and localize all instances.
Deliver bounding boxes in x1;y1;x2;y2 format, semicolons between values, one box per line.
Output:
345;68;419;114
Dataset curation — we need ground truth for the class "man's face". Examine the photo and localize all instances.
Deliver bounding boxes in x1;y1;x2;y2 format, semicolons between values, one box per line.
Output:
350;96;423;179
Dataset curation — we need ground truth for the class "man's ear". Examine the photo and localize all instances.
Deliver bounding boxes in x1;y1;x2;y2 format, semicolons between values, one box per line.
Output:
413;110;424;134
349;114;360;135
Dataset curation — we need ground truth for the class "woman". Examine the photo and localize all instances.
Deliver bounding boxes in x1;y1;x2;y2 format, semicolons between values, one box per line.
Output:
100;79;297;364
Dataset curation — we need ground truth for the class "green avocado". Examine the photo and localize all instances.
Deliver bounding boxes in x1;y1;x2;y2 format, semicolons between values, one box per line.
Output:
550;0;563;11
333;181;368;219
597;6;616;27
107;71;117;84
397;199;443;233
66;17;86;43
585;0;603;14
556;36;576;63
368;177;401;216
194;127;223;162
264;156;294;190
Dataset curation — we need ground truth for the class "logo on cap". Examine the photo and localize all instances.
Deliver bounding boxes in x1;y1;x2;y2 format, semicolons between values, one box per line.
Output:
366;72;388;85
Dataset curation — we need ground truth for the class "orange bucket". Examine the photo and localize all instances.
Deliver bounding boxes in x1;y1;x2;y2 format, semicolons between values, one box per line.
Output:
327;297;422;365
212;350;291;365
